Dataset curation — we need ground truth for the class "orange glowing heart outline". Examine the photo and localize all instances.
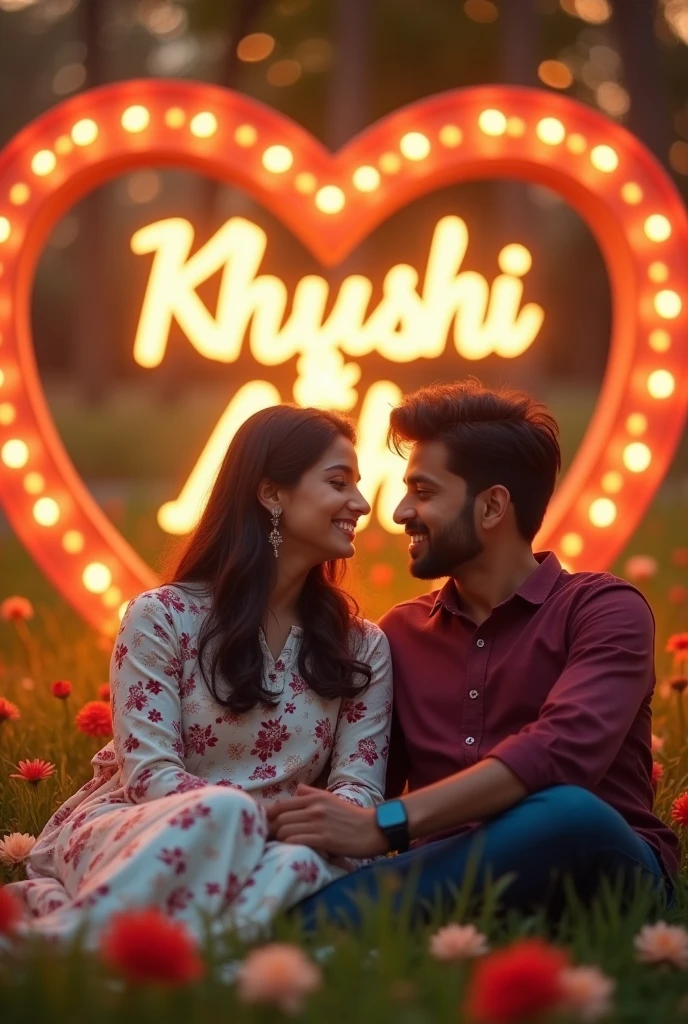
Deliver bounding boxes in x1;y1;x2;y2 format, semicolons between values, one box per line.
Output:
0;81;686;635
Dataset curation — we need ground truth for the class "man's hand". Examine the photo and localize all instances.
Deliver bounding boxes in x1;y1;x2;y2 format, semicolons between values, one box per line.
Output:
266;784;388;858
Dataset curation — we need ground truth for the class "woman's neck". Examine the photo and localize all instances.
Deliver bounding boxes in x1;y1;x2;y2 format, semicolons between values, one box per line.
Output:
267;552;310;624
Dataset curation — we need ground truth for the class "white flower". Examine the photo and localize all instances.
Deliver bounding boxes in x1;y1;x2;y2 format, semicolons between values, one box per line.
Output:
0;832;36;866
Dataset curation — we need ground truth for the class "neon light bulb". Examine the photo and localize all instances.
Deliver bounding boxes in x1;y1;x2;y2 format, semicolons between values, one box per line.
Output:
71;119;98;146
561;532;584;557
315;185;345;213
1;439;28;468
83;562;112;593
590;145;618;172
400;132;430;159
62;530;85;553
478;109;507;136
647;369;675;398
31;150;56;176
622;442;651;472
9;183;30;205
33;497;60;526
644;215;671;242
589;498;617;527
262;145;293;172
121;106;150;133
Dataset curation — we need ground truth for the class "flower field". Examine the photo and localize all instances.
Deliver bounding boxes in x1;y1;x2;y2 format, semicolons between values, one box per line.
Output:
1;542;687;1021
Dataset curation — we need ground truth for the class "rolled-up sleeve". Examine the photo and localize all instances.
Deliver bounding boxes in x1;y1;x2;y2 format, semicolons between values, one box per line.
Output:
488;584;655;792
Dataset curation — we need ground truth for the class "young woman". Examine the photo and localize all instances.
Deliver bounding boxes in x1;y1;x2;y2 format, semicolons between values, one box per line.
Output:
8;406;393;945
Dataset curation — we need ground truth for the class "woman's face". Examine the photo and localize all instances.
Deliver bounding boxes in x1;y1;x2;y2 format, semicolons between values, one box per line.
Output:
278;435;371;563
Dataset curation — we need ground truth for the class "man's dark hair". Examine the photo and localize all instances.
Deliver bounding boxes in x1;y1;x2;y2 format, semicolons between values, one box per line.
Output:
388;380;561;542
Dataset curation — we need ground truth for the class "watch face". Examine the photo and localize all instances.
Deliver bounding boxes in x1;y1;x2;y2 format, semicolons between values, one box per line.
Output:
377;800;407;830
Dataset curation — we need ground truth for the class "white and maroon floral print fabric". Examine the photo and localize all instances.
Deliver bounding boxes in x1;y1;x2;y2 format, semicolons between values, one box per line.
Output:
6;585;392;946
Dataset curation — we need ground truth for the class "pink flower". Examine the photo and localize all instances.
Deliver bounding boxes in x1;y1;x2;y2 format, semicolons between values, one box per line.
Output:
236;943;322;1014
558;965;615;1021
0;596;34;621
671;792;688;828
429;923;490;960
51;680;72;700
651;733;664;753
652;761;664;785
10;758;56;783
0;697;20;722
0;832;36;866
634;921;688;969
624;555;658;582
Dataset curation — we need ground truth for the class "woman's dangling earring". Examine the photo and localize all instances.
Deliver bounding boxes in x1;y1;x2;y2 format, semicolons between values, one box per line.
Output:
269;506;283;558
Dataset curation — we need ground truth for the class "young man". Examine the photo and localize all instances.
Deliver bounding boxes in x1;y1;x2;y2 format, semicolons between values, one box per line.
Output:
268;381;678;925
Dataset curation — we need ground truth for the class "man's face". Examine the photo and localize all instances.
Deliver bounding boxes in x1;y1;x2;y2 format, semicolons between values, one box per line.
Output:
393;440;483;579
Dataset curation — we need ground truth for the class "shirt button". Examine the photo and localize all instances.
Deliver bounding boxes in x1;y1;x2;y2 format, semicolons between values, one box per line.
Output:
469;689;479;699
465;736;475;745
476;638;485;648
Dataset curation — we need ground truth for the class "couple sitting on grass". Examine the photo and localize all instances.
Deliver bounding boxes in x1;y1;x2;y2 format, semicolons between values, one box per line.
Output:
6;380;678;946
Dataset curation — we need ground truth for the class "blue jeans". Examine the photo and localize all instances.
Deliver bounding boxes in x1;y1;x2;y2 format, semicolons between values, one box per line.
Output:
295;786;674;930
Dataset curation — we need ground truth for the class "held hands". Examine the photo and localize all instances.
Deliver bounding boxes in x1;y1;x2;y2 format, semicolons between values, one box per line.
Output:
265;784;388;858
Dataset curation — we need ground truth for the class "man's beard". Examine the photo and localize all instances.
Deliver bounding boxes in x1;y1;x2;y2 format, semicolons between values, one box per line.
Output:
409;496;484;579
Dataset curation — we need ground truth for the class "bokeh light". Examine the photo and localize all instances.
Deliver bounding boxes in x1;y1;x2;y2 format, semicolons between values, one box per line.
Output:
538;60;573;89
237;33;275;62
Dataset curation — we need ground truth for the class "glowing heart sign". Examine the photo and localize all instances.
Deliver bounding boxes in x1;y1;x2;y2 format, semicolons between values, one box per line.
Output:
0;80;685;636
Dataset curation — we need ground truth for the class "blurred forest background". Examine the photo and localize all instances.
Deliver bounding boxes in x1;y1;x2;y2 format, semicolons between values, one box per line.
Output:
0;0;686;618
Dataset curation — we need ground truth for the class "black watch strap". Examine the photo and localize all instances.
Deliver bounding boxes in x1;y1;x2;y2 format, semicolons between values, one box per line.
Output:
375;799;410;853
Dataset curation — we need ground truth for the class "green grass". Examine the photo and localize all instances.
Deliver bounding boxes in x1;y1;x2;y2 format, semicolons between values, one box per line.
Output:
1;387;687;1019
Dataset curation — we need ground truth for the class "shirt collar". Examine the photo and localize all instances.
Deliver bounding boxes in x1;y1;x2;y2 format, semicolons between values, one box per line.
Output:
429;551;563;617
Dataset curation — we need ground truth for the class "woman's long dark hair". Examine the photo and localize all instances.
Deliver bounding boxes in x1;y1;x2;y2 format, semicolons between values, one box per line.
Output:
167;405;372;712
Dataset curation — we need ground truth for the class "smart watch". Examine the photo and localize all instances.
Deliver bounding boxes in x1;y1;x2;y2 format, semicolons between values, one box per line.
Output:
375;799;410;853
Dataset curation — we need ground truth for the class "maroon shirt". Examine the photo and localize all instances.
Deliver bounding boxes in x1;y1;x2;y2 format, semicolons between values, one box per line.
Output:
379;552;679;879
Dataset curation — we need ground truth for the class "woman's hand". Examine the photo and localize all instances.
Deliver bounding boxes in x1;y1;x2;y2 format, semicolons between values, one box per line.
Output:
266;784;388;858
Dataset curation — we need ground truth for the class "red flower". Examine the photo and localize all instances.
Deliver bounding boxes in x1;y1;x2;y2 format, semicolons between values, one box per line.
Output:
671;792;688;828
51;680;72;700
0;596;34;622
672;548;688;567
98;683;111;702
668;585;687;606
101;907;204;986
465;938;569;1023
0;697;21;722
9;758;56;783
0;885;23;934
75;700;112;737
667;633;688;655
652;761;664;785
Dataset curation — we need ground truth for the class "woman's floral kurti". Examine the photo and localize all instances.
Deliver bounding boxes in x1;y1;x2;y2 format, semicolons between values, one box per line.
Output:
6;586;393;946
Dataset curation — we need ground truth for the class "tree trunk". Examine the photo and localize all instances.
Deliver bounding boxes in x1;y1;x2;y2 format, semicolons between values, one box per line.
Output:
74;0;110;404
495;0;543;393
613;0;671;167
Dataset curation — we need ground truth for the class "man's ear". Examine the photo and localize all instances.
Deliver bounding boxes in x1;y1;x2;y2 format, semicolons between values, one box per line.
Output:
257;478;281;514
481;485;511;530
